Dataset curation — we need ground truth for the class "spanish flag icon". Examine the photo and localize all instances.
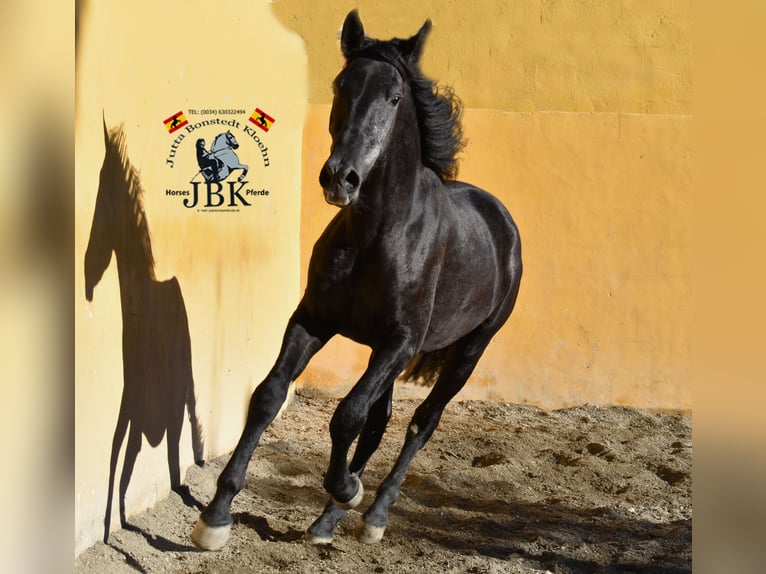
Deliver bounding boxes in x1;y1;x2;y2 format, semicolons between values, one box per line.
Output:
249;108;275;132
163;111;188;134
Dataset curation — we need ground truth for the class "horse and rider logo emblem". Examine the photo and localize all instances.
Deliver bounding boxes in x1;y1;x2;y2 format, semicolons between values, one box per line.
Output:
194;131;248;183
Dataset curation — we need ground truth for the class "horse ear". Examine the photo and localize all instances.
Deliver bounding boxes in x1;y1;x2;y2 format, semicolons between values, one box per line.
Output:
401;19;432;64
102;112;109;147
341;10;366;58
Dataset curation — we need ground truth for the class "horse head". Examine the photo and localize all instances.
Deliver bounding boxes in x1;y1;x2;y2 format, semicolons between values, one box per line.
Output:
85;118;155;301
224;130;239;149
319;10;432;207
212;130;238;153
84;118;119;301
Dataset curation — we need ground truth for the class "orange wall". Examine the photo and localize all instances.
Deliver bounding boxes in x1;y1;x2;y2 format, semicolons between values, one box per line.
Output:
298;107;691;408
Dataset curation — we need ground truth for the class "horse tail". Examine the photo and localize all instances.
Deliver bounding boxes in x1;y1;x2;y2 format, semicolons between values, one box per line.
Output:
187;383;205;466
399;348;450;386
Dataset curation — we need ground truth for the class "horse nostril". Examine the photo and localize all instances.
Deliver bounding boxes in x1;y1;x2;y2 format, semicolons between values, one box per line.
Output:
344;170;360;190
319;164;333;188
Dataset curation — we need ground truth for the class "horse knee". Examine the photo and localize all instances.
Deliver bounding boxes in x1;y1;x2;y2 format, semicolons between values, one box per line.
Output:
411;400;445;436
215;471;243;496
249;379;291;421
329;398;366;445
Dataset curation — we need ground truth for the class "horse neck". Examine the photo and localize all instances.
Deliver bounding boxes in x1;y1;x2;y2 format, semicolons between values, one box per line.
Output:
211;134;225;152
111;186;157;302
112;237;155;320
114;237;155;283
348;128;426;243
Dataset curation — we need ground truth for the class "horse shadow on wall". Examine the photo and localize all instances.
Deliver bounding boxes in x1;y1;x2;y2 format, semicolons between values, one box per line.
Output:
84;119;205;543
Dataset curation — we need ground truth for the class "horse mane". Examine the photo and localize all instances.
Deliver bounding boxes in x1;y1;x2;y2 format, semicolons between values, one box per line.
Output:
348;42;465;181
105;124;156;279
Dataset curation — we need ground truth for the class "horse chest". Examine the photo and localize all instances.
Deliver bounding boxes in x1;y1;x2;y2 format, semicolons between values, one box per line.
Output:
307;245;400;339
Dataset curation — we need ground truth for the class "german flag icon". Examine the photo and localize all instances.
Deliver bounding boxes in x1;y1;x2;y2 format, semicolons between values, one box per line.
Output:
163;111;188;134
249;108;275;132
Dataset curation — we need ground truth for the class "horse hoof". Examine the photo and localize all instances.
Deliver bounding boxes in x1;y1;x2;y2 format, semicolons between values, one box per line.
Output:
303;530;333;545
332;474;363;510
355;518;385;544
190;518;231;551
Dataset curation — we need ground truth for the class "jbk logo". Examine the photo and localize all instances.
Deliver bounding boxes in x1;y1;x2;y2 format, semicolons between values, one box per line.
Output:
180;181;269;208
184;181;249;208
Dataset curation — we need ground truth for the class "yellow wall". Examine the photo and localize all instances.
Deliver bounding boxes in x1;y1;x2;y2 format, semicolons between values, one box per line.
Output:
272;0;691;113
276;1;691;409
75;0;306;555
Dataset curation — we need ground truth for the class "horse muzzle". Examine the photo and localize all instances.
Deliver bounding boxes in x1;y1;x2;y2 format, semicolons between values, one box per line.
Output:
320;160;361;207
323;187;358;207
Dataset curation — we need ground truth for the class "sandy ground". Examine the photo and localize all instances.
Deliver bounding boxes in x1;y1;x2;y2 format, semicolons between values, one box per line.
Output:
75;388;691;573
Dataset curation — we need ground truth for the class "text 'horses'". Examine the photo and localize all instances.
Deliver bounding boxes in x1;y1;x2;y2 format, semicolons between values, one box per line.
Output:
192;10;522;550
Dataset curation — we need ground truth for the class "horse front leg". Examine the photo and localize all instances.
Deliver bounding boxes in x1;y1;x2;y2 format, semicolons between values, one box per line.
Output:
357;329;497;544
191;312;328;550
322;336;415;510
236;162;249;182
305;385;394;544
103;398;129;543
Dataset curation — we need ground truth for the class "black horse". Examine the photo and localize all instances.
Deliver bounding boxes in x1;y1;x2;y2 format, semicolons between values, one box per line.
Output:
192;10;522;549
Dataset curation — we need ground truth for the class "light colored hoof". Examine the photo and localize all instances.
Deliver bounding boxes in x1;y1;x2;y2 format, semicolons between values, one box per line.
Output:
355;518;385;544
190;518;231;551
332;474;364;510
303;530;333;545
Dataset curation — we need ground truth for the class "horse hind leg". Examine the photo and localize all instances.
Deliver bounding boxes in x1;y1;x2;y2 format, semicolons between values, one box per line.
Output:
166;407;184;491
118;425;143;531
165;399;205;511
186;382;205;466
305;385;394;544
356;333;496;544
321;336;415;514
236;163;249;182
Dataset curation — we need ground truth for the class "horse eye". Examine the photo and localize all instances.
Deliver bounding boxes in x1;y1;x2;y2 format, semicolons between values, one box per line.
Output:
390;95;402;106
